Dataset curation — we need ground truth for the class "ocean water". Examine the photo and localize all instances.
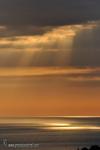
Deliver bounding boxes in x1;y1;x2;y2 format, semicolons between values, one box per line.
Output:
0;117;100;150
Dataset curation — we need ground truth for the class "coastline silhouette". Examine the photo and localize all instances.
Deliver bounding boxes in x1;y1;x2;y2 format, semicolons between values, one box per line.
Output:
78;145;100;150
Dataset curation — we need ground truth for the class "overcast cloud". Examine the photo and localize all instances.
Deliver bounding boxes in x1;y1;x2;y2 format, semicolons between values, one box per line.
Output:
0;0;100;35
0;0;100;68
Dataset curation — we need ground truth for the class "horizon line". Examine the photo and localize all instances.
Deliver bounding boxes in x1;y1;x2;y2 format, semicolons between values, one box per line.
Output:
0;116;100;118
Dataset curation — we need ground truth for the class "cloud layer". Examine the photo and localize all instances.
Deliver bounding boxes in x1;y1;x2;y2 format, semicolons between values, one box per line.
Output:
71;22;100;67
0;0;100;36
0;0;100;26
0;22;100;67
0;1;100;68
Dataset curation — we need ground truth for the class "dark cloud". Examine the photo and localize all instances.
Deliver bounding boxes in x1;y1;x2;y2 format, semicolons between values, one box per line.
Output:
0;0;100;36
0;26;53;37
0;0;100;67
71;23;100;67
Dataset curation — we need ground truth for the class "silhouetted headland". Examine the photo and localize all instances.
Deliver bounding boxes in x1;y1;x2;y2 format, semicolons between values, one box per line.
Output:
79;145;100;150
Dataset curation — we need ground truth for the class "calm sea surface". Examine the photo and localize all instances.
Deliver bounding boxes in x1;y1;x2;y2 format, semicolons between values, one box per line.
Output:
0;117;100;150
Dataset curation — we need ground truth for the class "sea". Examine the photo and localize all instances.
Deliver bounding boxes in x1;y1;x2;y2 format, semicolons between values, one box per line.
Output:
0;117;100;150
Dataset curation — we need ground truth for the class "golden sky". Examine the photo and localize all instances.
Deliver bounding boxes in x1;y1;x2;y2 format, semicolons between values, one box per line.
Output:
0;14;100;116
0;67;100;116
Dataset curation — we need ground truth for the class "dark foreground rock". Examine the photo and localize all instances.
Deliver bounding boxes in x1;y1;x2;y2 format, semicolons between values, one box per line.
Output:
79;145;100;150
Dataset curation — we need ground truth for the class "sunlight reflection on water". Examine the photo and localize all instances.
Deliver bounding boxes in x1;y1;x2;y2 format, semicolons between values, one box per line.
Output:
0;117;100;149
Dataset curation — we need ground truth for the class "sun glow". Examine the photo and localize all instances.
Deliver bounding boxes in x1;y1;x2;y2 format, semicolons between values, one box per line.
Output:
45;126;100;131
49;123;70;127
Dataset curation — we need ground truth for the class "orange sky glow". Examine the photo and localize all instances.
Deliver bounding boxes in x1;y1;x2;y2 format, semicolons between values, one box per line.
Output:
0;20;100;116
0;67;100;116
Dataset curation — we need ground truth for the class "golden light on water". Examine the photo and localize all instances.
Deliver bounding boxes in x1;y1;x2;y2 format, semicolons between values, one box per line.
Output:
0;118;100;131
49;123;71;127
45;126;100;131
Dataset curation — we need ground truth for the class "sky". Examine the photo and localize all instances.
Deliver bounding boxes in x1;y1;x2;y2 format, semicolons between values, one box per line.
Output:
0;0;100;116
